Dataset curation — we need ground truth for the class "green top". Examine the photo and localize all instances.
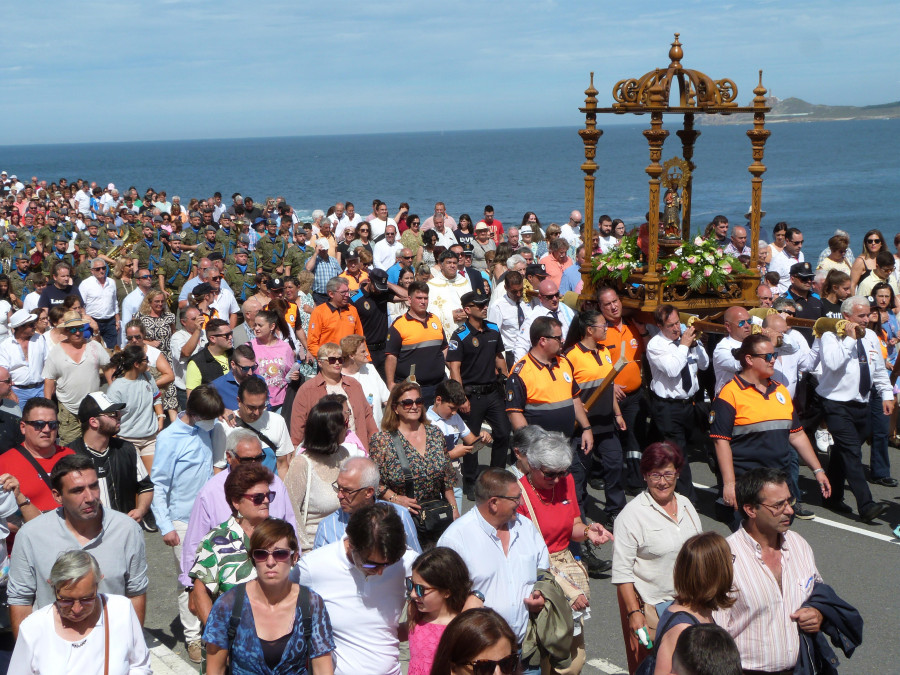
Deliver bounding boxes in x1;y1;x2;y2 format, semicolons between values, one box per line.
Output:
189;515;257;599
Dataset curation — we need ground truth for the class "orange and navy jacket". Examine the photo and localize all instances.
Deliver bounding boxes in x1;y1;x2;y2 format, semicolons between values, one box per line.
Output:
564;342;616;433
385;311;447;386
604;319;645;394
506;352;581;436
710;374;801;475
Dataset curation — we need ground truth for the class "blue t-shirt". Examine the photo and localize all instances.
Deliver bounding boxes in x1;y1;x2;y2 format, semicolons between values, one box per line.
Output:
203;584;335;675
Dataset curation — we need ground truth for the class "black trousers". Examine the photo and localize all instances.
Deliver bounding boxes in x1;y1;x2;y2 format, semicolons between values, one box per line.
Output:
571;430;625;518
822;398;875;512
369;349;386;380
617;390;646;489
460;389;511;486
649;394;697;503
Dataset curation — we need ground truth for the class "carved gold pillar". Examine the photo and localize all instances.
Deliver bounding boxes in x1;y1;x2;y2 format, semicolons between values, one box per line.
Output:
746;71;770;274
579;73;602;300
675;113;700;239
643;104;668;280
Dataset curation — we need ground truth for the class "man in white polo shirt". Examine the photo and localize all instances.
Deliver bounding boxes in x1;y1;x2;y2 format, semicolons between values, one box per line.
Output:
78;258;119;348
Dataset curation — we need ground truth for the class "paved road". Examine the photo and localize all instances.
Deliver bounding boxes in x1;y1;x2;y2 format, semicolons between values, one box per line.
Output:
142;443;900;675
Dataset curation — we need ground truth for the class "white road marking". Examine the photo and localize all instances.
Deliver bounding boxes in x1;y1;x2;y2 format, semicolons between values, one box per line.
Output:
586;657;629;674
692;482;900;545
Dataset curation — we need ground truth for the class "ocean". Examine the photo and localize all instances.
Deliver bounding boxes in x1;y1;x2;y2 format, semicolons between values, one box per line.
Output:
1;119;897;249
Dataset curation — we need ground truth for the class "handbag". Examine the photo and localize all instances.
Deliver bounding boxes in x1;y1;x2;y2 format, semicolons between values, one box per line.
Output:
519;485;590;605
390;432;454;537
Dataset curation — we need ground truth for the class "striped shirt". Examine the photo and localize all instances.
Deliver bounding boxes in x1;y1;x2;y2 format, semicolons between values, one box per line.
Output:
310;255;342;294
714;527;822;672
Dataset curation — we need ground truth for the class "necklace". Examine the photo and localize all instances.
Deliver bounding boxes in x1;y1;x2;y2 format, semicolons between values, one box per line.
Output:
527;474;556;505
71;638;88;648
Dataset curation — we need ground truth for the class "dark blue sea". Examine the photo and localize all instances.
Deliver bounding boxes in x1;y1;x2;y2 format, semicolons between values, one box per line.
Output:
1;119;897;249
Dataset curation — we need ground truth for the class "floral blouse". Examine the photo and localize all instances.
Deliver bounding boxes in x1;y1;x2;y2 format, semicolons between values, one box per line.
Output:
189;516;256;598
369;425;457;503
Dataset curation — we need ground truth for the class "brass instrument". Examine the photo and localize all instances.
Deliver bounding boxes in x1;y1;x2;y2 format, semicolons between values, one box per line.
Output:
813;317;851;338
106;226;136;259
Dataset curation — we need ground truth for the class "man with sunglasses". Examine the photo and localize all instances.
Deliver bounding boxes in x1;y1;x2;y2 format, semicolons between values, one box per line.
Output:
7;454;148;639
297;502;418;675
119;266;154;347
185;318;233;396
713;305;753;395
0;397;72;515
179;428;296;598
513;279;573;361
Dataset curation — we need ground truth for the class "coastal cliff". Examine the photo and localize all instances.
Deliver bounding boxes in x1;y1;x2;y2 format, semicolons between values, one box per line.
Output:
699;96;900;124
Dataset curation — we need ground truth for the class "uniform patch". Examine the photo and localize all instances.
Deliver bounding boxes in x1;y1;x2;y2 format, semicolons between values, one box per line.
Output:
563;373;572;383
507;390;514;401
448;340;459;350
363;301;370;310
630;338;638;348
775;392;786;405
605;354;612;364
472;337;479;348
512;361;525;375
709;411;716;424
431;322;438;330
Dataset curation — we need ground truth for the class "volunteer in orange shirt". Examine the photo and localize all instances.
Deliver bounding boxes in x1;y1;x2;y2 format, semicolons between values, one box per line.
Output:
306;276;364;359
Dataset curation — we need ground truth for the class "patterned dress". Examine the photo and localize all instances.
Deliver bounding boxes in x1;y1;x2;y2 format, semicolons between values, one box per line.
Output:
369;425;457;503
140;311;177;410
189;516;256;598
296;291;317;379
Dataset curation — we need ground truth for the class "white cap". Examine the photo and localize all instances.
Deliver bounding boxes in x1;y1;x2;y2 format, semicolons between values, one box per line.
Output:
107;183;116;191
520;225;533;235
9;308;37;329
316;238;330;250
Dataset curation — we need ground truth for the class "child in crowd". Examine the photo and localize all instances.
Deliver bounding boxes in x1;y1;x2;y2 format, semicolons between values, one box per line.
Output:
425;380;491;511
403;547;474;675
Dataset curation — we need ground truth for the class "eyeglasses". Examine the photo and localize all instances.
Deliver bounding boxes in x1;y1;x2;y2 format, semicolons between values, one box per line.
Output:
250;548;293;563
398;397;424;409
55;591;98;609
236;453;266;463
588;323;608;330
749;352;777;363
91;266;105;272
780;310;796;316
235;363;258;373
541;334;563;342
647;471;678;482
867;238;882;244
494;493;522;505
136;274;151;280
790;239;804;245
401;255;413;260
213;332;233;339
734;319;751;328
125;334;143;342
331;481;368;497
319;355;345;365
242;491;276;506
541;293;560;299
757;496;796;515
23;420;60;431
405;577;435;597
463;654;520;675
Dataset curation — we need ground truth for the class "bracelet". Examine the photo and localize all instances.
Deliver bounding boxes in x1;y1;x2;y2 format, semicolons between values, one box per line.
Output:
615;414;624;418
627;609;644;618
813;468;825;474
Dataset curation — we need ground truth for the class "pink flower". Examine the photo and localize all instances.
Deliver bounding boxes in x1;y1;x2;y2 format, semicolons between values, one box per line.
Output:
623;253;632;259
703;267;713;277
686;256;697;265
722;263;732;274
681;270;691;279
668;261;677;272
694;237;704;246
617;263;626;270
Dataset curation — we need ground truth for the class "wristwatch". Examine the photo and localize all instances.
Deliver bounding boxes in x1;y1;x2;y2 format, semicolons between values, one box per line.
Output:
17;496;31;508
470;590;485;602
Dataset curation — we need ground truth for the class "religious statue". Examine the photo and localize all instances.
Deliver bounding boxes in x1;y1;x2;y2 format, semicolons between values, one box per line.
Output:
660;156;692;240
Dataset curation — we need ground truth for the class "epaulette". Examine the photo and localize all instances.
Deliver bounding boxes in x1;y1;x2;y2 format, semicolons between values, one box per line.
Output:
350;289;364;303
512;360;525;375
456;325;471;341
484;320;499;331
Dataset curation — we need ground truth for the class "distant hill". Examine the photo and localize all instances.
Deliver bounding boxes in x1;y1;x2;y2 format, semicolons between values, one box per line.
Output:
699;96;900;124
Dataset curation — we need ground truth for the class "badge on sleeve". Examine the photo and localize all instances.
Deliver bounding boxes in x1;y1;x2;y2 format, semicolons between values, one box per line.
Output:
709;411;716;424
507;390;514;401
448;340;458;350
431;322;438;330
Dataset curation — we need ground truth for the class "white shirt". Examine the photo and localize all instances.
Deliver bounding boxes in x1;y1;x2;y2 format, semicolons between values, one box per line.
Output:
815;329;892;403
559;223;579;247
120;288;147;347
0;334;47;385
22;291;40;313
488;292;530;355
372;238;403;272
433;227;458;249
611;491;703;605
438;507;549;642
768;249;804;294
514;303;574;361
771;330;815;398
368;217;396;241
334;213;362;239
210;413;294;468
713;335;744;395
0;488;18;581
342;363;390;427
170;328;207;390
0;299;10;341
74;189;92;216
79;274;118;320
9;593;151;675
646;333;710;399
209;288;240;322
597;235;618;254
296;540;417;675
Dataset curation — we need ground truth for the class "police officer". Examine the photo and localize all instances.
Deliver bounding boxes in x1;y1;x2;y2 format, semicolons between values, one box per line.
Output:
506;315;593;452
447;288;511;500
354;269;401;379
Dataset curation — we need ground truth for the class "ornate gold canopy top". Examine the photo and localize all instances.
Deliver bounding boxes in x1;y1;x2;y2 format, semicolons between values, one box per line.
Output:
605;34;743;113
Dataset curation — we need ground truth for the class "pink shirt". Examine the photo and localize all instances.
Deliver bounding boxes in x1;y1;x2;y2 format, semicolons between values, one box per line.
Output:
408;621;448;675
249;338;295;407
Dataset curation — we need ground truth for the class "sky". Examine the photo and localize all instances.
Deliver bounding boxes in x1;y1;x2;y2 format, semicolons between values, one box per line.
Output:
3;0;897;144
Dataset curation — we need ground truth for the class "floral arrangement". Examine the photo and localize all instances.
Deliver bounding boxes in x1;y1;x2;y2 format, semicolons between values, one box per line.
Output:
661;234;747;290
590;235;642;284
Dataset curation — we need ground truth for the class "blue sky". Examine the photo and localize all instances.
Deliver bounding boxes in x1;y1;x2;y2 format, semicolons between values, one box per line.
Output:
4;0;896;144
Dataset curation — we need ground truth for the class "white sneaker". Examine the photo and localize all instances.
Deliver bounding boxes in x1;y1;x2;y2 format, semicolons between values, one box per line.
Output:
815;428;832;452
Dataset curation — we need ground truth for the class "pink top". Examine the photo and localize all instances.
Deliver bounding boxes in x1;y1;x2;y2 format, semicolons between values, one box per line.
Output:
408;621;447;675
249;338;295;407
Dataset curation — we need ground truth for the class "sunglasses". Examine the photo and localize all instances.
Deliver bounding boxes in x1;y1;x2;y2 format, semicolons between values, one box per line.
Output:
213;332;233;339
125;334;143;342
136;274;151;280
24;420;60;431
750;352;777;363
319;356;345;365
540;468;569;480
66;326;84;334
242;490;275;505
735;319;751;328
405;577;435;597
398;397;424;409
250;548;293;563
235;363;258;373
541;334;563;342
867;238;882;244
237;453;266;464
463;654;520;675
358;557;392;570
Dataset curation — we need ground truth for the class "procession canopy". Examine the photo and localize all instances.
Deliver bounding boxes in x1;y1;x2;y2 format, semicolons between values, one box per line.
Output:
578;33;771;316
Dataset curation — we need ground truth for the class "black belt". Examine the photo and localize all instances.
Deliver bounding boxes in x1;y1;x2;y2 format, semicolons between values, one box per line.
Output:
649;391;692;404
367;341;386;352
94;316;116;323
465;383;497;395
15;381;43;389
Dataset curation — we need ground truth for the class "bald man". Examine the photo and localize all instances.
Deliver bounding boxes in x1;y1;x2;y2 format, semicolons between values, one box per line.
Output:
724;226;750;257
713;306;752;394
514;279;575;361
560;210;583;249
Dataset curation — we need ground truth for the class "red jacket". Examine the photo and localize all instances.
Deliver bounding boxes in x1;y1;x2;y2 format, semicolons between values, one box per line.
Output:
289;374;378;450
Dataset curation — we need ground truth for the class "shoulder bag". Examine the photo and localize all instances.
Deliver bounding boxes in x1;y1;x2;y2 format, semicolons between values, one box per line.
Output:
390;431;454;538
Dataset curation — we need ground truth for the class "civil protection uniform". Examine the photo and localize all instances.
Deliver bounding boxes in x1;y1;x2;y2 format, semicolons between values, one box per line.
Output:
645;333;709;501
814;328;891;515
447;319;511;488
563;342;625;517
385;311;447;406
604;318;648;489
505;353;581;439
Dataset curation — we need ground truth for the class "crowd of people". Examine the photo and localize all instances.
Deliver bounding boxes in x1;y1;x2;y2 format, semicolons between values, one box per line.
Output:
0;172;882;674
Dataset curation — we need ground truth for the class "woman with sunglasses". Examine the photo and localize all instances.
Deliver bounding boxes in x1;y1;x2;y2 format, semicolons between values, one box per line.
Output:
710;334;830;521
189;463;277;625
10;550;151;674
516;429;612;674
251;308;298;413
850;228;887;291
405;547;475;675
348;222;373;257
370;381;458;548
139;289;178;419
401;214;423;257
611;442;702;674
430;607;521;675
107;344;165;472
203;518;335;675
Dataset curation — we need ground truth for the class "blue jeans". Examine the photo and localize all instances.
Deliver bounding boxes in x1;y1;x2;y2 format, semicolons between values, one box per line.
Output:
12;384;44;407
868;388;892;479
